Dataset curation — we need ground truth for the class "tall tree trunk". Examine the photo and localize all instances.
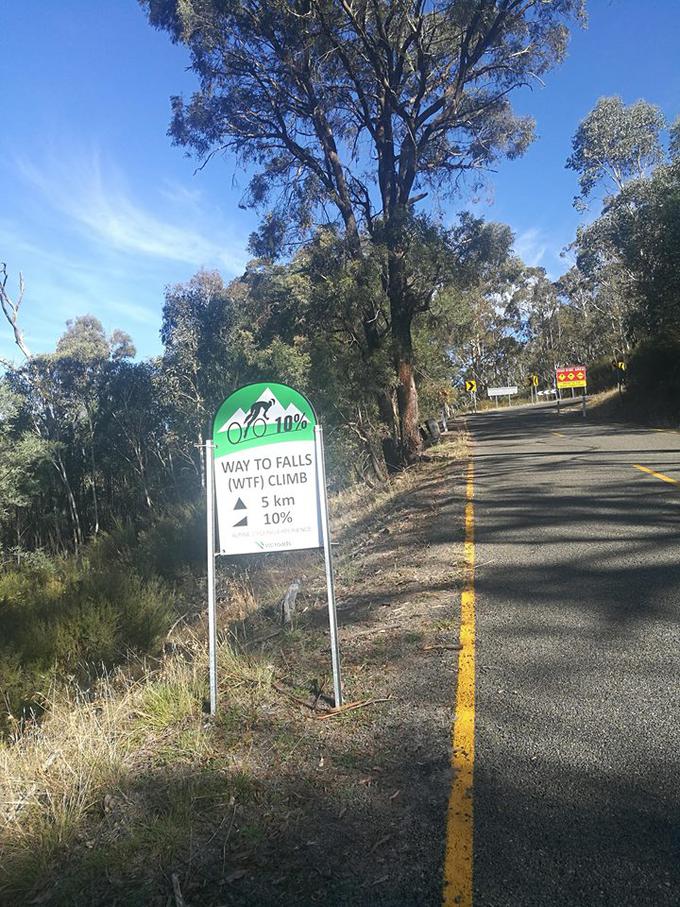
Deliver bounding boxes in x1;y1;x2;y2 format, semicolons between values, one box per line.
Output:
88;442;99;536
53;452;82;552
388;250;421;463
361;314;398;437
392;311;421;462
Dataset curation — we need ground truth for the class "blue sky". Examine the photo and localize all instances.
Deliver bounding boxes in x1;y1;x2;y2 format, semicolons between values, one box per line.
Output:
1;0;679;361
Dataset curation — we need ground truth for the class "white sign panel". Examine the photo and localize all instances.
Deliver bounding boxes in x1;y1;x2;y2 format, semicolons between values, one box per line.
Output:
487;386;518;397
212;383;322;555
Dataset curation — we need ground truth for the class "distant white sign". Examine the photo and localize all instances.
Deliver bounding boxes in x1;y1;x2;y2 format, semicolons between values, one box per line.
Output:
488;386;518;398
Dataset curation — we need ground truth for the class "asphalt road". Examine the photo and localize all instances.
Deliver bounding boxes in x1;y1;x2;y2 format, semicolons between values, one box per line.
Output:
468;401;680;906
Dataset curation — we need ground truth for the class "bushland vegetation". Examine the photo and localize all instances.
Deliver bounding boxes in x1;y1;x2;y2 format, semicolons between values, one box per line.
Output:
2;92;680;732
1;1;679;834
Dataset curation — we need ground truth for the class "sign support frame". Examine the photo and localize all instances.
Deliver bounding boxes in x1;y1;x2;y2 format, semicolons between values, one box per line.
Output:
205;384;343;716
205;440;218;717
314;424;343;708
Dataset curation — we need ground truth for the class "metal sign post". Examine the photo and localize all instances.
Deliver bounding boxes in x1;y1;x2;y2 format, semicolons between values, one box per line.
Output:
205;440;218;716
205;382;343;714
465;379;477;414
529;375;539;404
314;425;343;707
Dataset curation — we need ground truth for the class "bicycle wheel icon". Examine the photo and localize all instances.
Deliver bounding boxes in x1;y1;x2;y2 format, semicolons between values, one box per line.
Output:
244;417;268;439
226;421;243;445
227;417;268;444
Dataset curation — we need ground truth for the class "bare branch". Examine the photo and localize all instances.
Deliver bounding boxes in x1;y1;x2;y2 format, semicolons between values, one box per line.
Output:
0;263;31;360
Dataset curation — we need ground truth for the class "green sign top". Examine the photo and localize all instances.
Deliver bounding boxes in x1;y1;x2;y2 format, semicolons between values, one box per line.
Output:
212;382;317;457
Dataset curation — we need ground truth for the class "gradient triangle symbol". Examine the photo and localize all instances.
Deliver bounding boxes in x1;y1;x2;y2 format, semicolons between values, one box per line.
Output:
233;516;248;527
234;498;247;510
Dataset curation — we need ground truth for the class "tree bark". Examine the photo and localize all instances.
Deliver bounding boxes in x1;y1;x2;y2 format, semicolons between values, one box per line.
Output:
392;313;421;462
388;248;421;462
53;451;82;552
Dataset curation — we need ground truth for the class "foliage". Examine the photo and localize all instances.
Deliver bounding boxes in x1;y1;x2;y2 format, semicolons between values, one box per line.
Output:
626;336;680;422
0;556;175;733
598;161;680;337
567;96;666;205
586;356;621;394
567;106;680;348
143;0;584;459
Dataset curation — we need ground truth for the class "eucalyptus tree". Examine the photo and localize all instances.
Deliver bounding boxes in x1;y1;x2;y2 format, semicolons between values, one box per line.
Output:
446;216;525;389
566;99;680;344
0;386;49;555
567;96;666;207
143;0;584;461
599;159;680;337
160;270;241;484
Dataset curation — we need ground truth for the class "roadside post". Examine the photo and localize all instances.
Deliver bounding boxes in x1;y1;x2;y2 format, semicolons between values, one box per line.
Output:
615;359;626;396
205;440;218;716
555;366;587;418
531;374;539;404
205;382;343;715
465;378;477;413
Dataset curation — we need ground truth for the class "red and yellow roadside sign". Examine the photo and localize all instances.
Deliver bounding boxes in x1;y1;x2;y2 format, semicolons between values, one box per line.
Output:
556;365;587;389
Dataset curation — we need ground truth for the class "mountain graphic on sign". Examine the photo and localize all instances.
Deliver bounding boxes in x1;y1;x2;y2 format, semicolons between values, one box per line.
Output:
217;388;304;432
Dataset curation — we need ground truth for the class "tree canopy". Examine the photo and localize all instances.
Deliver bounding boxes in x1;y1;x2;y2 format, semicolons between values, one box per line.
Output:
566;96;666;206
143;0;585;460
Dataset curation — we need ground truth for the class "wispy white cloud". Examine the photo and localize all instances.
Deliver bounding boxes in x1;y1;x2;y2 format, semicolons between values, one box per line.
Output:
0;216;163;357
0;222;157;323
14;147;248;275
0;146;254;357
513;227;547;268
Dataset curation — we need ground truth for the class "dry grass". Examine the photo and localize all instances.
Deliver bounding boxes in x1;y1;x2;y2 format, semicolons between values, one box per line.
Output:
0;629;281;900
0;431;468;903
0;680;137;892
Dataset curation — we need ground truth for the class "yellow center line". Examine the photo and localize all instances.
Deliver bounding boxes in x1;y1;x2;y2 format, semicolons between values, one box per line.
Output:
632;464;680;487
443;459;476;907
551;430;566;438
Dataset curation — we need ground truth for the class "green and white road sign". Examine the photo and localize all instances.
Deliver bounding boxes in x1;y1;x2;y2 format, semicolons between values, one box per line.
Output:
212;383;322;555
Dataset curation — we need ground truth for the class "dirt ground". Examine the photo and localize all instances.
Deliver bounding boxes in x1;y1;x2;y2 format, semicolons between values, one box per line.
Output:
202;435;469;907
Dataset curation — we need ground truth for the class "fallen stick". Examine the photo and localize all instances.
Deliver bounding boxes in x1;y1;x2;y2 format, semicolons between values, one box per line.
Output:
251;629;282;646
272;681;324;712
311;696;392;720
171;873;186;907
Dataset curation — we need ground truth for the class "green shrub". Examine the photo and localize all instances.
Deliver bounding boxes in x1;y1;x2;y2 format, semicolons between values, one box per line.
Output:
587;355;621;394
0;561;175;734
627;336;680;422
135;505;206;580
90;504;205;582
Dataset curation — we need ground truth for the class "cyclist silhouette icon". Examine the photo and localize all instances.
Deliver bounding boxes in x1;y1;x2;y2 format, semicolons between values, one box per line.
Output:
225;398;276;445
243;398;275;437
